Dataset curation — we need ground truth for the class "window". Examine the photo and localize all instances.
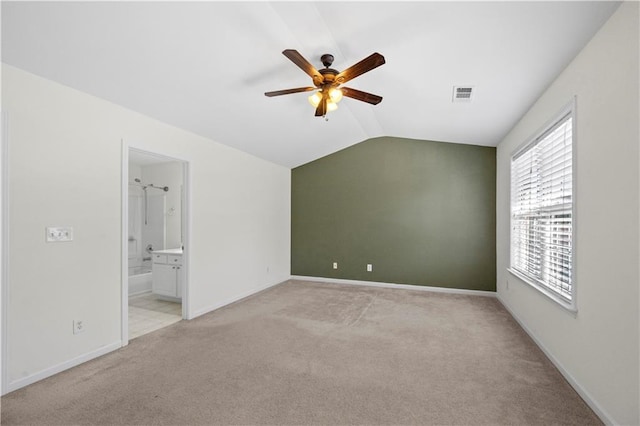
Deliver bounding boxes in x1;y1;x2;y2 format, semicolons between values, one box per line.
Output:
510;104;574;309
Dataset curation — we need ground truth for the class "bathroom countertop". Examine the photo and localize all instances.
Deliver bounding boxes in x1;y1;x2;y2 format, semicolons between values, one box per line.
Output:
152;248;183;255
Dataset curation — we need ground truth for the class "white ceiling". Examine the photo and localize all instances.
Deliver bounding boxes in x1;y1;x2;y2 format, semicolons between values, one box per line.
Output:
2;1;620;168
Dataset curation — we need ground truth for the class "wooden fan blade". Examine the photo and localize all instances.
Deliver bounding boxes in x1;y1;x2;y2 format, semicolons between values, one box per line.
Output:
265;87;316;97
336;53;385;84
341;87;383;105
315;97;327;117
282;49;324;85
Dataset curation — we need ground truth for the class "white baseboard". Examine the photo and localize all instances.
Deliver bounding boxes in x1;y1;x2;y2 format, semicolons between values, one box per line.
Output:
3;340;121;395
496;295;615;426
190;278;288;319
291;275;497;297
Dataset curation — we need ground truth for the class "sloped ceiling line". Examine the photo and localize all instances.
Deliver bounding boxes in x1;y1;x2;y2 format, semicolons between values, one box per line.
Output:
1;1;621;168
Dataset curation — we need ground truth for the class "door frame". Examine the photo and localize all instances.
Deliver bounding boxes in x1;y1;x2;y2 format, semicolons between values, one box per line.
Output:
121;140;191;346
1;112;8;393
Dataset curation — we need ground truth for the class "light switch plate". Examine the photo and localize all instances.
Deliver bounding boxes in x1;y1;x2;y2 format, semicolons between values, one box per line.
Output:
46;227;73;242
73;319;85;334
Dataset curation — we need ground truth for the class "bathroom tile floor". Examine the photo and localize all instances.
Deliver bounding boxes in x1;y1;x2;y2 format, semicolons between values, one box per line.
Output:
129;292;182;340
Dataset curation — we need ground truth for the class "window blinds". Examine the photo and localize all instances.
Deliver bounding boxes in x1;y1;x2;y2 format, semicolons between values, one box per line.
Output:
511;114;573;302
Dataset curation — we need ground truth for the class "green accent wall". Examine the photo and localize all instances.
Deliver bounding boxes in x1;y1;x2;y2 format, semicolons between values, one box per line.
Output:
291;136;496;291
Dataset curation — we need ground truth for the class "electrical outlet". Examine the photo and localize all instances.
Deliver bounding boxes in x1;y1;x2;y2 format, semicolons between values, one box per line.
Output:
333;262;338;269
506;279;509;290
46;227;73;242
73;320;85;335
367;264;373;272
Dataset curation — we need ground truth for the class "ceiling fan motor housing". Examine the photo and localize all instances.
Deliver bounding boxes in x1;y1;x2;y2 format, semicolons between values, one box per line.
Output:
317;54;341;87
318;68;339;87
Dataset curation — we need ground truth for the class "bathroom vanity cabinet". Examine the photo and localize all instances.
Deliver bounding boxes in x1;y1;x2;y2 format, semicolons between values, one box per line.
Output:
152;249;183;300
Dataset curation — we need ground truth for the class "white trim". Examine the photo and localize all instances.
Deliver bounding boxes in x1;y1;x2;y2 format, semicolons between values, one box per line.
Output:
571;97;579;313
291;276;497;297
0;5;3;395
191;279;288;319
497;295;615;426
3;341;121;395
120;142;129;345
1;112;9;394
509;97;577;312
507;268;577;315
511;99;575;159
181;162;191;320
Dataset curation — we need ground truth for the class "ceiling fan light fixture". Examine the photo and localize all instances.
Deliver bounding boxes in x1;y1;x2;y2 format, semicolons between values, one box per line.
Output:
308;92;322;107
328;88;343;103
327;100;338;112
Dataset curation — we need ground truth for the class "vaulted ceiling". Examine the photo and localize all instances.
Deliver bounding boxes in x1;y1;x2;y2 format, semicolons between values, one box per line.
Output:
2;1;620;168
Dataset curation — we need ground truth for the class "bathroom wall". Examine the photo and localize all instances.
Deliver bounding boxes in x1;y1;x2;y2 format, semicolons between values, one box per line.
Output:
141;161;183;250
139;191;165;258
127;163;143;267
2;64;291;393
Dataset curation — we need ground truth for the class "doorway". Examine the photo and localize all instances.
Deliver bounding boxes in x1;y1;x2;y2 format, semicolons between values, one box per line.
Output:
122;146;189;344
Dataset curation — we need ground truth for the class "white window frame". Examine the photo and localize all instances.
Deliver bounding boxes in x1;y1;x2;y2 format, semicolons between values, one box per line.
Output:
508;99;577;313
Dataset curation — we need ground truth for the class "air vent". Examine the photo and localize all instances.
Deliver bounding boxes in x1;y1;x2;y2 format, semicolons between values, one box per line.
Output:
452;86;474;103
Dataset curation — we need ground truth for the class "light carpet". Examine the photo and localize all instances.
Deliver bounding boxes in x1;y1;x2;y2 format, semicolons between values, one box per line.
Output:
1;280;601;425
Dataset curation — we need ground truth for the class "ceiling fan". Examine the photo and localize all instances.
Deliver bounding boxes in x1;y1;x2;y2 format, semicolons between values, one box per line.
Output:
265;49;385;117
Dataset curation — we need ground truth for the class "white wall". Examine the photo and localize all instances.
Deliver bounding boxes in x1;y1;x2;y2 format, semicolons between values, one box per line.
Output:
141;161;183;250
1;64;291;392
496;3;639;425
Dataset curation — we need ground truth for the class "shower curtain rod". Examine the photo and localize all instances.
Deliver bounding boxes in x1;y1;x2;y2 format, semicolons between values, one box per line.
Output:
130;179;169;225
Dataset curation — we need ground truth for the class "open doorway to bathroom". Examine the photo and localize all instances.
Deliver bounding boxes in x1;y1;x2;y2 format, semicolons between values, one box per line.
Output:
126;148;187;341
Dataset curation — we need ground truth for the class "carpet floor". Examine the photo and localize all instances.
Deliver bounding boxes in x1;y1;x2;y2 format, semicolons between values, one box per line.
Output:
1;280;601;425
